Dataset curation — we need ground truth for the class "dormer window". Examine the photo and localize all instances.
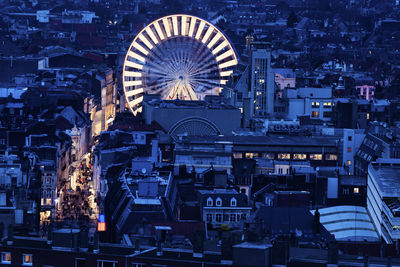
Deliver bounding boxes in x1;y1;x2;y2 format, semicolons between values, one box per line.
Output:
216;197;222;207
207;197;213;207
230;197;237;207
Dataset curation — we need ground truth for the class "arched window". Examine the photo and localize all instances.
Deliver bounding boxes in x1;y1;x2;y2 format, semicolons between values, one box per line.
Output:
216;197;222;207
207;197;213;207
230;197;237;207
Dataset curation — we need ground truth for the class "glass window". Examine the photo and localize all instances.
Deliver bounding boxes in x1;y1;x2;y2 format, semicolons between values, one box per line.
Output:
354;188;359;194
230;198;237;207
206;197;213;207
132;263;146;267
22;254;32;266
311;111;319;117
1;252;11;264
241;214;247;220
233;152;242;159
206;214;212;223
325;154;337;160
277;153;290;160
293;154;306;160
263;153;274;159
215;214;222;222
347;160;352;166
312;102;320;108
245;153;254;159
310;154;322;160
323;102;332;108
216;198;222;207
347;147;352;152
230;214;236;222
348;136;352;141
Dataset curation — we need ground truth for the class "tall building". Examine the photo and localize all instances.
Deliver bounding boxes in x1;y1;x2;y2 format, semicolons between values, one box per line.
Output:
249;42;274;118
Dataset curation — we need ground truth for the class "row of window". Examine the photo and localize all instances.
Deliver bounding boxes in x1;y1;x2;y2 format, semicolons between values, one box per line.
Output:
207;197;236;207
206;213;247;223
1;252;32;265
311;101;333;108
241;152;337;161
311;111;332;118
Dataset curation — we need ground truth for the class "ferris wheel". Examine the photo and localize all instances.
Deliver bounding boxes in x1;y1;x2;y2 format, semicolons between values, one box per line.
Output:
122;14;238;115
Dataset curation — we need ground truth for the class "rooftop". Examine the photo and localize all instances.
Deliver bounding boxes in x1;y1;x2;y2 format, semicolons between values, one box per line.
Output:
369;159;400;195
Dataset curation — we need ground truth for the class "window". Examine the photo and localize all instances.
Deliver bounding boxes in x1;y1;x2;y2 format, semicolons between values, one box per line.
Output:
347;160;352;166
215;214;222;223
132;263;146;267
75;258;86;267
277;153;290;160
323;102;332;108
233;152;242;159
241;214;247;220
323;111;331;118
206;197;213;207
206;214;213;223
293;154;306;160
311;111;319;118
230;198;237;207
347;147;352;153
263;153;274;159
343;188;349;195
22;254;32;266
354;187;359;194
348;136;352;141
312;102;320;108
310;154;322;160
245;153;254;159
97;260;118;267
46;198;52;206
325;154;337;160
230;214;236;222
1;252;11;264
216;197;222;207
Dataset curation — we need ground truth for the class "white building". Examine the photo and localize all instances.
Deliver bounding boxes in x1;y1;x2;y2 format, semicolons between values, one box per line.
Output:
367;159;400;243
286;87;333;121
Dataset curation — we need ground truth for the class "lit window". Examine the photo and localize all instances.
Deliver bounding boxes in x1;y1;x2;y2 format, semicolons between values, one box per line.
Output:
347;147;352;152
367;113;370;120
347;160;352;166
216;197;222;207
354;188;359;194
312;102;320;108
233;152;242;159
22;254;32;266
325;154;337;160
245;153;254;159
323;102;332;108
46;198;52;206
206;214;212;223
311;111;319;117
215;214;222;222
230;198;237;207
1;252;11;264
207;197;213;207
310;154;322;160
293;154;306;160
277;153;290;160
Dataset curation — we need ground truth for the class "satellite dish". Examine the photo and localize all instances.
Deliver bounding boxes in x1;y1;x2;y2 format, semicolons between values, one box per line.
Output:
141;168;146;174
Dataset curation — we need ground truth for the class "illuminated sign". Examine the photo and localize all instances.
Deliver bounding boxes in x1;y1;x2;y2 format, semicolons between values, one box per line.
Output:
98;214;106;232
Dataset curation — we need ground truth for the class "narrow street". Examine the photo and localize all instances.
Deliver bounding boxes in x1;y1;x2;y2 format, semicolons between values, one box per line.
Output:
55;152;98;225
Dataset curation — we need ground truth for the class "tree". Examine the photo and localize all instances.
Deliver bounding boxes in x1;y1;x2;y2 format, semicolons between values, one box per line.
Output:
286;11;298;28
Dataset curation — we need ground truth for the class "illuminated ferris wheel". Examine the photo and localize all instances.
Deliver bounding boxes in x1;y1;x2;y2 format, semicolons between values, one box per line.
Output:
122;14;238;115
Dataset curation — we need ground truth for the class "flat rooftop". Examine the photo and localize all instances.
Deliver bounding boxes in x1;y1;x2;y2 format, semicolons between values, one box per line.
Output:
369;159;400;195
